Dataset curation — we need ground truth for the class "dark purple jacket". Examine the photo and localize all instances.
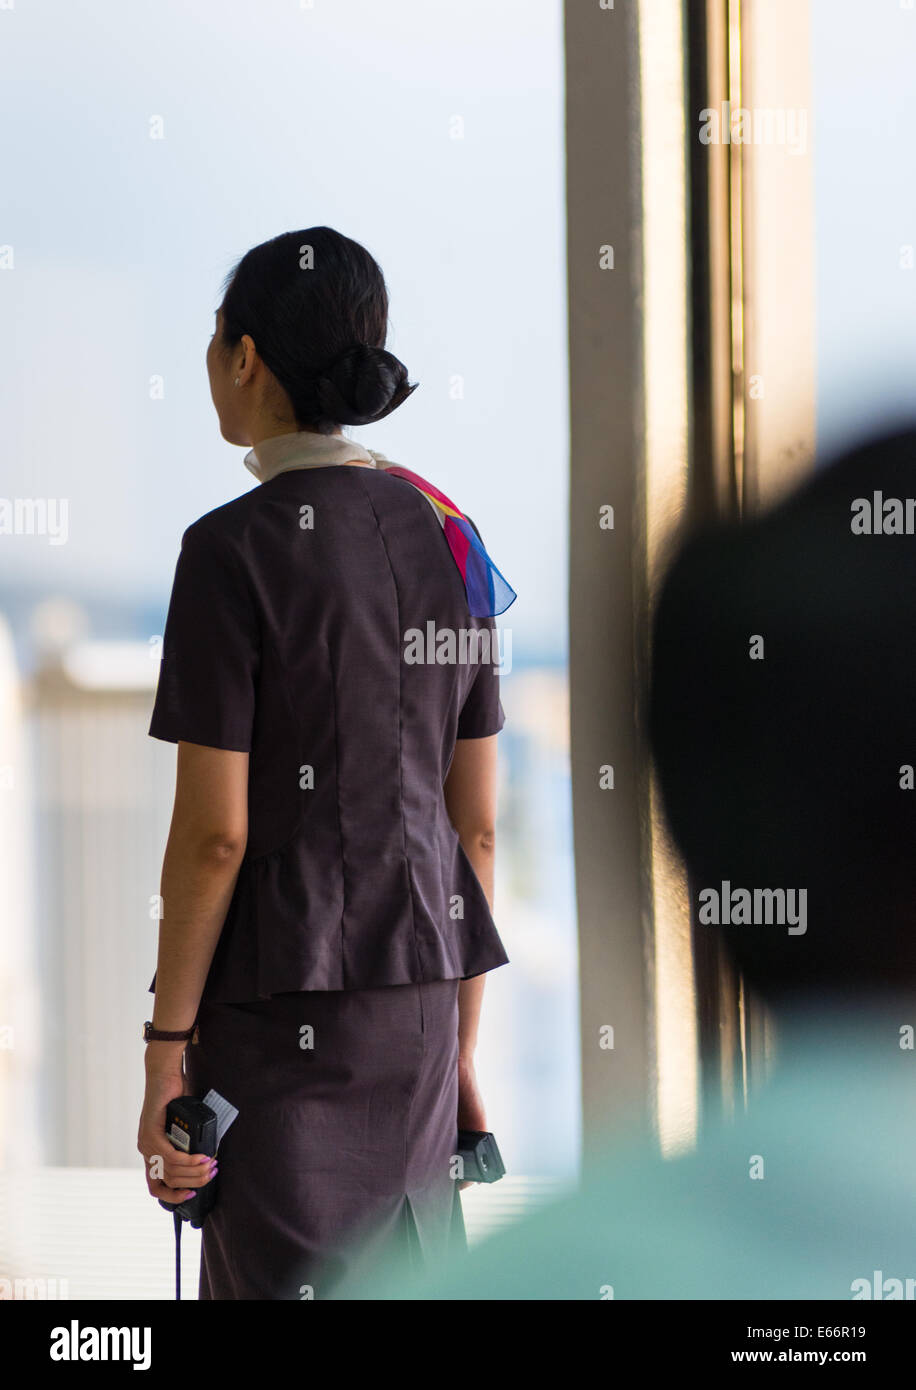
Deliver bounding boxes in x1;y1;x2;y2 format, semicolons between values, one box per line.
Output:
149;464;509;1002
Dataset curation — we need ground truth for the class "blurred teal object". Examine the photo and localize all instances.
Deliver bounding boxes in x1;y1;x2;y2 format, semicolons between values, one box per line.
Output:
330;1004;916;1300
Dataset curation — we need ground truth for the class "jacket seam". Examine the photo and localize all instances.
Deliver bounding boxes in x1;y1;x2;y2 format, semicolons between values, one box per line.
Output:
250;620;306;856
328;631;348;989
357;473;425;982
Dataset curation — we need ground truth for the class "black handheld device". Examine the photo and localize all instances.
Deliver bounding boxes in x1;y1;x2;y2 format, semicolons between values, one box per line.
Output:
456;1128;506;1184
158;1095;218;1228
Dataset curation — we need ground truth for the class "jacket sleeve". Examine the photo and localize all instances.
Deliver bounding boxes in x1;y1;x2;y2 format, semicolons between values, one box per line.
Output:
149;520;261;752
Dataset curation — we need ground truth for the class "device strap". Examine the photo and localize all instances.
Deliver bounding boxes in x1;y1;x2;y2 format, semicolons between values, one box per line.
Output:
173;1211;182;1301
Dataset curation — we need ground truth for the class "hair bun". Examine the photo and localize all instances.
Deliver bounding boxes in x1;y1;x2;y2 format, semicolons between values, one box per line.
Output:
315;344;418;427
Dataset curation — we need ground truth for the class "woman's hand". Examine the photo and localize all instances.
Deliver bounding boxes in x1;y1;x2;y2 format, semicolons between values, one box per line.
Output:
137;1050;216;1205
456;1054;487;1192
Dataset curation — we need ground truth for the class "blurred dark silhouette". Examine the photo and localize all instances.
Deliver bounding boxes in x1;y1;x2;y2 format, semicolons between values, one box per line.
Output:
650;424;916;1010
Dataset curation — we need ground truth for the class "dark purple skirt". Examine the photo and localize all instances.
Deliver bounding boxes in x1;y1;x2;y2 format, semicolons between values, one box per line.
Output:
184;977;466;1299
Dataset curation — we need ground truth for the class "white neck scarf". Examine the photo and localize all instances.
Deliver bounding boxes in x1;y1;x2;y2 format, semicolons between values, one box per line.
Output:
243;429;393;483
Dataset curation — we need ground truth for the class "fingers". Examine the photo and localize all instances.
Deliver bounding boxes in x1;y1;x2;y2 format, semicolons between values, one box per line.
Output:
147;1177;198;1204
144;1164;216;1202
164;1153;217;1183
151;1154;216;1187
140;1138;217;1196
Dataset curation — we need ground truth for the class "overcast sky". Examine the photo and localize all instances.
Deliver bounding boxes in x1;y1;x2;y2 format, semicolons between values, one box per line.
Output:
1;1;913;655
0;0;566;655
811;0;916;456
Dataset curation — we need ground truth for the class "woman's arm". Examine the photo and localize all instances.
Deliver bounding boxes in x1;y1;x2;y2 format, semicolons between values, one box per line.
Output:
444;733;498;1050
444;734;498;1151
151;742;249;1033
138;740;249;1203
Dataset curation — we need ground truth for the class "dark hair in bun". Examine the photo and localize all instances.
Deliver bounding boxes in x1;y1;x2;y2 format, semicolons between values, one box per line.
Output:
315;343;414;428
217;226;418;435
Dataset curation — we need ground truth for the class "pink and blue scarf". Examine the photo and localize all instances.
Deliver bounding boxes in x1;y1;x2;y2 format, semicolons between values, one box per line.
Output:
384;464;517;618
244;432;516;618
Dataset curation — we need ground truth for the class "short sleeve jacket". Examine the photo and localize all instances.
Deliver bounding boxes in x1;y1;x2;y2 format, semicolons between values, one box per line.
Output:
149;464;509;1003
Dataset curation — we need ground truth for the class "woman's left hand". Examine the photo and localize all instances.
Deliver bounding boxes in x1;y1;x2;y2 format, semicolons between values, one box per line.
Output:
456;1054;487;1192
137;1052;214;1205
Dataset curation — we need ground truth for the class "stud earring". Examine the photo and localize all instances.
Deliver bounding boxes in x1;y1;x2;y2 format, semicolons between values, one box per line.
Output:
234;377;240;387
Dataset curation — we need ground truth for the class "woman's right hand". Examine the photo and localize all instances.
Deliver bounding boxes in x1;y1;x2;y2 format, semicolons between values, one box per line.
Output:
138;1060;217;1205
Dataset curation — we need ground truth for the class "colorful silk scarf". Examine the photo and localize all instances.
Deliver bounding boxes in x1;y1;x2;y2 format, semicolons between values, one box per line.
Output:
383;464;517;618
244;431;516;618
